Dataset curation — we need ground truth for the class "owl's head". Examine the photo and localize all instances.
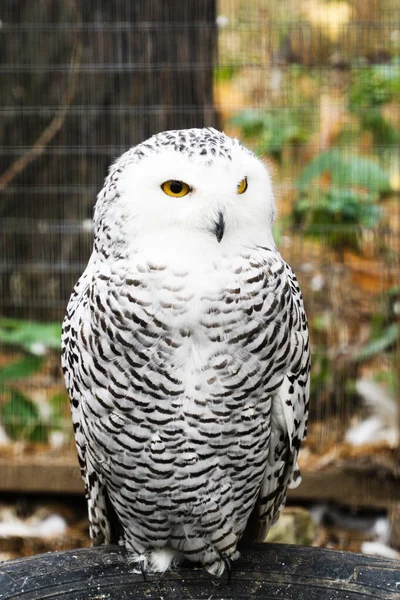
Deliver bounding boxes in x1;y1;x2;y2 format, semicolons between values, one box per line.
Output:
94;128;276;255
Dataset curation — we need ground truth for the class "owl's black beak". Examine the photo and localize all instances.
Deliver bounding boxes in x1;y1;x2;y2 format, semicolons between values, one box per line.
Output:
213;211;225;243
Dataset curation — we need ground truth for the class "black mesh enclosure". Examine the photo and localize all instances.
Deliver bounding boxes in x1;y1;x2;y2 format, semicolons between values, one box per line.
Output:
0;0;217;320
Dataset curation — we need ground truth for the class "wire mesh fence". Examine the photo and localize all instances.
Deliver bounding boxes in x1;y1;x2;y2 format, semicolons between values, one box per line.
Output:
0;0;217;450
0;1;399;480
218;0;400;458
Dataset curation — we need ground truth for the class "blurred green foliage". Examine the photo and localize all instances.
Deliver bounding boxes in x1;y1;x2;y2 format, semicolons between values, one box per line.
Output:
349;62;400;109
349;60;400;145
308;286;399;413
0;318;66;443
0;318;61;353
354;286;399;365
297;149;390;193
293;149;389;253
230;108;310;160
354;322;398;362
227;41;399;425
2;388;45;442
213;64;238;82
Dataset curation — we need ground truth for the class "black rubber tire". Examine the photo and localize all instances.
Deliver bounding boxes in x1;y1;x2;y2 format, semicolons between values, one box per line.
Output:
0;543;399;599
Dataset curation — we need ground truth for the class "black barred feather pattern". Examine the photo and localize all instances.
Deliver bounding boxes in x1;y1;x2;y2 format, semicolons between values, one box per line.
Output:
61;128;310;577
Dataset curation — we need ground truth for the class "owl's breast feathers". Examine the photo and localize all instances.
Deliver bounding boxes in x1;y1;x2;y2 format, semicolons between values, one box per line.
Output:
70;245;305;406
62;242;309;567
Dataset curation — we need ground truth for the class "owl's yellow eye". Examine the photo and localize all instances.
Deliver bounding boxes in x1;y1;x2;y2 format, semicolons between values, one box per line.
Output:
161;180;191;197
237;177;248;194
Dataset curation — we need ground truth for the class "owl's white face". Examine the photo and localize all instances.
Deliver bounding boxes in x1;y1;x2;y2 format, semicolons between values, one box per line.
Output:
96;129;277;257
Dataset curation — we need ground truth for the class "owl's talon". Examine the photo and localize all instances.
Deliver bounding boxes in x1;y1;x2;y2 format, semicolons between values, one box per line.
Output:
140;557;147;581
222;554;232;584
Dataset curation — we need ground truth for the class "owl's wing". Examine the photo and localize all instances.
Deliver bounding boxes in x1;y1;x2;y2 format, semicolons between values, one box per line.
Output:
61;259;120;546
245;262;310;542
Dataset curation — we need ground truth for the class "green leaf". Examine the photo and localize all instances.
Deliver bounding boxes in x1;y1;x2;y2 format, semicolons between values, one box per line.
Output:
1;388;47;442
50;393;70;430
0;355;43;382
230;108;311;157
297;149;390;193
292;183;382;253
213;65;238;82
385;285;400;300
0;318;62;352
354;323;399;362
349;63;400;110
230;110;266;138
373;370;398;396
312;315;329;332
361;109;400;146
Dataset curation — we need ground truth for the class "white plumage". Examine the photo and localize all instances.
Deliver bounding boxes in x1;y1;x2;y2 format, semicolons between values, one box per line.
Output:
61;127;310;576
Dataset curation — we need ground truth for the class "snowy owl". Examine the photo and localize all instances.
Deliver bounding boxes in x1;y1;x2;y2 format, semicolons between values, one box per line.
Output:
62;127;310;577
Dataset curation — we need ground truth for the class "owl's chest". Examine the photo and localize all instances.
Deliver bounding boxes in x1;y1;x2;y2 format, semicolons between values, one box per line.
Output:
96;250;270;365
129;254;262;336
85;250;287;430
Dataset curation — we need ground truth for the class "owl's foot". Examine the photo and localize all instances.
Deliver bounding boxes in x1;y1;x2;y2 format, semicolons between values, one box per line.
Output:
222;554;233;584
139;556;147;581
128;547;182;577
127;553;148;580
